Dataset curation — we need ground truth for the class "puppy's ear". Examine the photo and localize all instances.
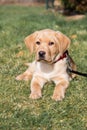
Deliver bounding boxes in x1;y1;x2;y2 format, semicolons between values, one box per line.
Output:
24;31;38;53
56;31;71;54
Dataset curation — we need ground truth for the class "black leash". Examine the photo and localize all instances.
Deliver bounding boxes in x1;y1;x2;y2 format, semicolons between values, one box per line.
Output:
67;68;87;77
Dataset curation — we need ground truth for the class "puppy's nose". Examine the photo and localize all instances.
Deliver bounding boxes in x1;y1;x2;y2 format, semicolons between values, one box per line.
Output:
39;51;46;58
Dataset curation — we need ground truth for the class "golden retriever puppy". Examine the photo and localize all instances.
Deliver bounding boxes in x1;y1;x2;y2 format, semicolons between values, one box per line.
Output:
16;29;76;101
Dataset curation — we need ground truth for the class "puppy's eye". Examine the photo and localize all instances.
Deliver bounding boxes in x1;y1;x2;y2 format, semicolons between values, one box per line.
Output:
49;42;54;46
36;41;40;45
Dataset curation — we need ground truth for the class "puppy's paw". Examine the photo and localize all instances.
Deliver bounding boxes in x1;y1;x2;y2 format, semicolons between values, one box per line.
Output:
52;89;65;101
29;92;42;99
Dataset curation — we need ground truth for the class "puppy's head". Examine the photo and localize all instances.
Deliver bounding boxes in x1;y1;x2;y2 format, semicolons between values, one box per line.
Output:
25;29;70;63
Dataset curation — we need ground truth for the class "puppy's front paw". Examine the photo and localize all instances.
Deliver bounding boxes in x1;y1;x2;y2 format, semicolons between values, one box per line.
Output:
52;93;64;101
29;92;42;99
52;89;65;101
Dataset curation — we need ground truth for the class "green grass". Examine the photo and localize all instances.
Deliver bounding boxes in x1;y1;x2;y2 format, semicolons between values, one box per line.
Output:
0;5;87;130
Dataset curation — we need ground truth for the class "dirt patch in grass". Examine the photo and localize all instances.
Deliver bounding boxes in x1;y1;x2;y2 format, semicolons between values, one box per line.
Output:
0;1;44;6
66;14;85;21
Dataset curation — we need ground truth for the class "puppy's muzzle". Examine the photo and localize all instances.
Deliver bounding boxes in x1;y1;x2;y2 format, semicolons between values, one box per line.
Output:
38;51;46;60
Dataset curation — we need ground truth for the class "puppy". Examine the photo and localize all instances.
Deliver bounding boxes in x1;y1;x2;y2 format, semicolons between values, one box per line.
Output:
16;29;76;101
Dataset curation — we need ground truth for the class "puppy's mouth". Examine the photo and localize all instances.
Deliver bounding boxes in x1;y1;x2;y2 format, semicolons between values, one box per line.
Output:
37;58;52;64
37;54;59;64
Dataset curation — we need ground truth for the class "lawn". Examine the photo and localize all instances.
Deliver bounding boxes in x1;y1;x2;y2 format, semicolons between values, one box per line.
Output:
0;5;87;130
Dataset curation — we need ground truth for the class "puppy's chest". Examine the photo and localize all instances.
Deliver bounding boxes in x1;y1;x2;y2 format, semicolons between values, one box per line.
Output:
35;60;67;79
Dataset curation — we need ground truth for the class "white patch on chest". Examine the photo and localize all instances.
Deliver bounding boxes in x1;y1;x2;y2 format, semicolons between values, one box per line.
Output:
33;59;68;81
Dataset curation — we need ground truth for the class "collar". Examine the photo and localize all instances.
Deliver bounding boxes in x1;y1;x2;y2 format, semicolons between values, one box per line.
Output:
53;50;68;64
